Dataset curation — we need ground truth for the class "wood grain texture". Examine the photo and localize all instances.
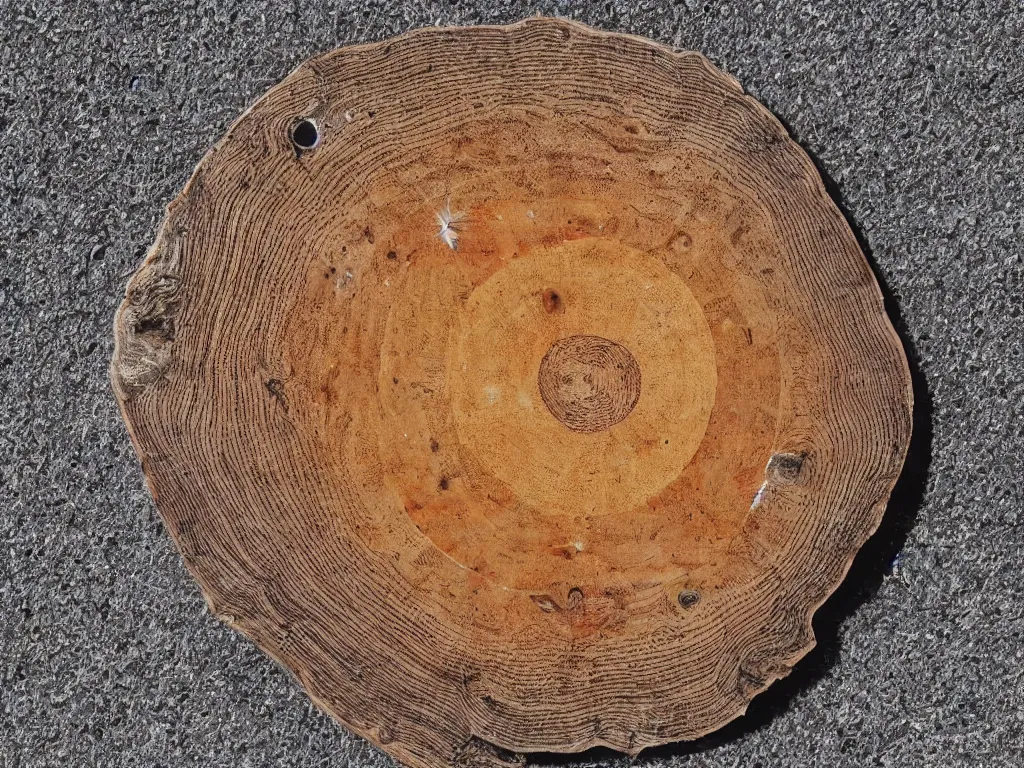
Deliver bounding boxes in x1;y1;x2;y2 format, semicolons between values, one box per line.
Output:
111;18;913;768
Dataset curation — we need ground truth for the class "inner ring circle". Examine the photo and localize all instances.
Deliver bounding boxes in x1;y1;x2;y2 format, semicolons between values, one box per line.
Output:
538;335;642;433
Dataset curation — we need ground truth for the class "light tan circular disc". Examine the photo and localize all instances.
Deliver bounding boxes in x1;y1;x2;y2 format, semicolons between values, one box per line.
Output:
112;18;913;768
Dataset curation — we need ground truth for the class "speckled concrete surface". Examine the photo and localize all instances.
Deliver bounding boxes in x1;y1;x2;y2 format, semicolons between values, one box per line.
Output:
1;1;1022;766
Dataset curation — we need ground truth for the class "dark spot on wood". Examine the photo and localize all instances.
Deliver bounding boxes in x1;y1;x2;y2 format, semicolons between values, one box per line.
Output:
678;590;700;608
265;378;288;412
542;288;562;314
134;315;173;339
672;231;692;250
767;451;807;485
439;476;450;491
430;438;440;452
386;250;397;260
290;118;319;156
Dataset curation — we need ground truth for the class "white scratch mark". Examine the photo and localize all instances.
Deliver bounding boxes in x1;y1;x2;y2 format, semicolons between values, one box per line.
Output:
483;385;500;405
751;481;768;509
436;201;465;250
334;268;354;291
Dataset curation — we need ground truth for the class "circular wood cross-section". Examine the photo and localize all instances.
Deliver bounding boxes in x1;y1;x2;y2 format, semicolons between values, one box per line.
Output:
111;18;913;768
538;335;642;433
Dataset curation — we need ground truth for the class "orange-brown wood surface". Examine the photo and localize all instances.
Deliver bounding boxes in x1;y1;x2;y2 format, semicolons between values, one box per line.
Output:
111;18;912;768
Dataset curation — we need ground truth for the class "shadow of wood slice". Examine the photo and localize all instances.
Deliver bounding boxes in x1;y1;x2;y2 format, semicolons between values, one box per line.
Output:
110;17;913;768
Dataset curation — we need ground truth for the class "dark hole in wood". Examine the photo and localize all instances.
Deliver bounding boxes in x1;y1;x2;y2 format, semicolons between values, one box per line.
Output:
291;119;319;151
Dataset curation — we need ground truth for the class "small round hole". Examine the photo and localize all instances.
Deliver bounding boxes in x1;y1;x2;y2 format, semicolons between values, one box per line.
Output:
678;590;701;609
291;119;319;151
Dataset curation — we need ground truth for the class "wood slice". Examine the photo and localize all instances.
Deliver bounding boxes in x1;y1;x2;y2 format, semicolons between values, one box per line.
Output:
111;18;913;768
